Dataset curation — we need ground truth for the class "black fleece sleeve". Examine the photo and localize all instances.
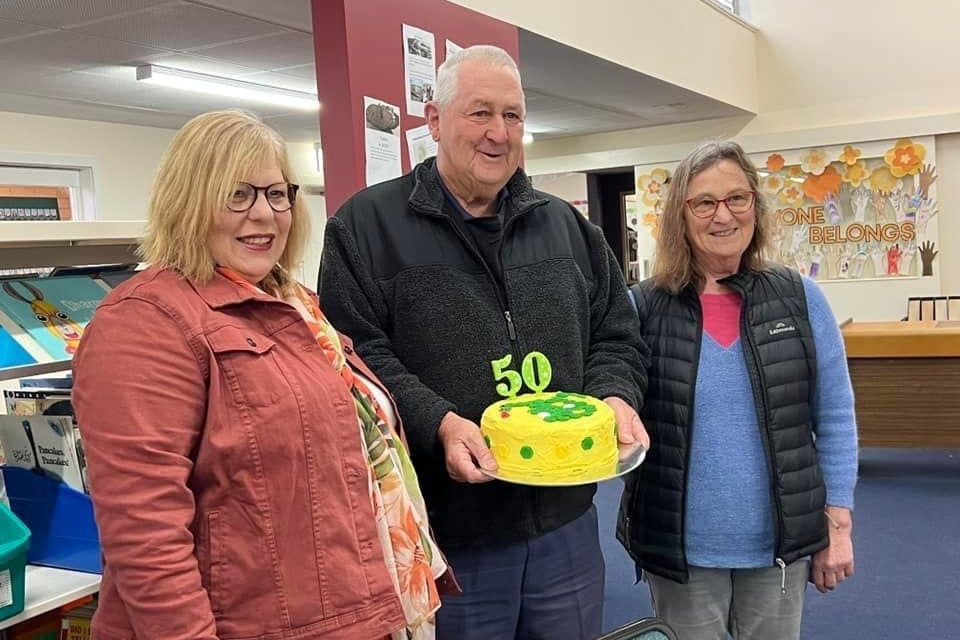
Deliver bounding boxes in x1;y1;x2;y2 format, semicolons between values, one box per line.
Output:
319;211;456;460
581;223;650;410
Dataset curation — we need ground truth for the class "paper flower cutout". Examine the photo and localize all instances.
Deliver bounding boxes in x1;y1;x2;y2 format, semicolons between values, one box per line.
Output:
787;165;806;179
779;183;805;206
884;138;926;177
800;149;829;176
802;165;842;202
766;153;785;172
842;160;872;188
636;168;670;206
838;145;862;166
641;211;662;239
761;174;786;196
869;166;899;194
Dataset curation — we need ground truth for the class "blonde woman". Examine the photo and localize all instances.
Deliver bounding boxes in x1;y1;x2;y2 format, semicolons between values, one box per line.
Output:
73;110;451;640
618;140;858;640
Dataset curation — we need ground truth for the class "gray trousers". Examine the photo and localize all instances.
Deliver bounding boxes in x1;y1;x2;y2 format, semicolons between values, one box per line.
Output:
646;561;809;640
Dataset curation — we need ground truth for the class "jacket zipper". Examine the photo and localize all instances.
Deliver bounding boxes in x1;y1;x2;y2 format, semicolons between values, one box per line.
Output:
679;293;704;579
729;280;787;577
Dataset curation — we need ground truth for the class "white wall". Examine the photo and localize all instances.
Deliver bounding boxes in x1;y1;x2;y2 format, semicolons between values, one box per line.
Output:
0;111;174;221
0;111;327;289
453;0;758;112
521;0;960;320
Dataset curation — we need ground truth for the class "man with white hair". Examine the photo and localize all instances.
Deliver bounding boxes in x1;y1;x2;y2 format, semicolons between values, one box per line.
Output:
320;45;649;639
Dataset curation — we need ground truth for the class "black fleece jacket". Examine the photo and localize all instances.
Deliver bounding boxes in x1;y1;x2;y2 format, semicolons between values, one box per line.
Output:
319;158;648;548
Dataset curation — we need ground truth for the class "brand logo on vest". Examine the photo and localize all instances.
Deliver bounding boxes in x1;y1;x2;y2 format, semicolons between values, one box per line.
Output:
769;321;797;336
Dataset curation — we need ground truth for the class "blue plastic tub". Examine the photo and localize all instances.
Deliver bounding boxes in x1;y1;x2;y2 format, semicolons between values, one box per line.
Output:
0;503;30;620
1;467;101;574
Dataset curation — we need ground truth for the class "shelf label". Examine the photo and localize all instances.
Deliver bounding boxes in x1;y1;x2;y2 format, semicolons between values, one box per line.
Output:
0;568;12;607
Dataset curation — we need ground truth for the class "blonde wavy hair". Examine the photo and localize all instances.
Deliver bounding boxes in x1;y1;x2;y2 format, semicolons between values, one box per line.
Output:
139;109;309;296
652;140;770;294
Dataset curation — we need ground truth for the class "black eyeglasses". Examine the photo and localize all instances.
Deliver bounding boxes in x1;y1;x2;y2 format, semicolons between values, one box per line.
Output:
686;190;756;218
226;182;299;213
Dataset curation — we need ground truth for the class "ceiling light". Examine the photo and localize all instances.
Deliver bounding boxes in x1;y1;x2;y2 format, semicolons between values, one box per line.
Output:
136;64;319;111
522;132;534;145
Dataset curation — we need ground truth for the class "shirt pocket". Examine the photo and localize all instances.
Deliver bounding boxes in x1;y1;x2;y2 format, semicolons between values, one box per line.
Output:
207;325;282;408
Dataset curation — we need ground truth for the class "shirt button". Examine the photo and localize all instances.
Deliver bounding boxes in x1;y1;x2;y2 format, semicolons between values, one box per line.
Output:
246;338;257;347
344;345;353;354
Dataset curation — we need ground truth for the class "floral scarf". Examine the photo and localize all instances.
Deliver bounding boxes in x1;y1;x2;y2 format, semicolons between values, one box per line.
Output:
217;268;443;639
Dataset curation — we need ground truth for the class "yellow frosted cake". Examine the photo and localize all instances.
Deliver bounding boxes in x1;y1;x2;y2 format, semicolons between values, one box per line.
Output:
480;391;618;484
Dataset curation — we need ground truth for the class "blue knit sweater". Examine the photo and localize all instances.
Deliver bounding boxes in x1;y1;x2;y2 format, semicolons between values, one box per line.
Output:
684;276;858;568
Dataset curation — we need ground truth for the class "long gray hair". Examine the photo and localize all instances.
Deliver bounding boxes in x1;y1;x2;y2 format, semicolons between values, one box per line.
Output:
652;140;770;293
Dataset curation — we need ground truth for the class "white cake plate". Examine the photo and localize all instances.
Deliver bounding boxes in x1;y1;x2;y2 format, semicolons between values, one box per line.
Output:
480;445;646;487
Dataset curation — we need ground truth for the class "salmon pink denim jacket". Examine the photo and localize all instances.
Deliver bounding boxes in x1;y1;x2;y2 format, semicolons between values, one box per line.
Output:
73;267;435;640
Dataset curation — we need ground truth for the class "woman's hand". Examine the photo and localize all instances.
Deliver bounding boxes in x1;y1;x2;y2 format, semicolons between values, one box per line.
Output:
811;506;854;593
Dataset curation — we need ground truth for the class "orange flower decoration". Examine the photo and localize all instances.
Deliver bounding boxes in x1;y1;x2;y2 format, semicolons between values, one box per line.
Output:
838;145;862;166
869;166;898;194
842;160;872;188
636;168;670;206
883;138;926;177
800;148;829;176
779;183;805;206
787;165;805;178
802;165;842;202
766;153;785;172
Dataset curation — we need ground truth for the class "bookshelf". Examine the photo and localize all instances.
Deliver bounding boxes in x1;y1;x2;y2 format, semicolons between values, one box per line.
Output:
0;566;101;630
0;220;145;270
0;361;71;383
0;222;136;629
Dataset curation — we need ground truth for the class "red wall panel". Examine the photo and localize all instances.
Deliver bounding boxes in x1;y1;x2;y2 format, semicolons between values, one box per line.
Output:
312;0;519;213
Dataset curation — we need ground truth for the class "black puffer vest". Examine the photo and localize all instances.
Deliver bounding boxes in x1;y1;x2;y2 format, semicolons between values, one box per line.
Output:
617;266;828;583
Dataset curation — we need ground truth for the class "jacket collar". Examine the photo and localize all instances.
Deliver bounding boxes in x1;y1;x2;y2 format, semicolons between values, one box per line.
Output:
408;156;546;218
188;269;276;309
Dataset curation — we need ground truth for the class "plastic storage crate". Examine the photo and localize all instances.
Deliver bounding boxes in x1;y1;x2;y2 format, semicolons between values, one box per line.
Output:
0;502;30;620
1;467;100;574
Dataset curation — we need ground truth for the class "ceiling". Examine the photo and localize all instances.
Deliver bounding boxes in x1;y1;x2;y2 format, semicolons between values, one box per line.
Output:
0;0;748;143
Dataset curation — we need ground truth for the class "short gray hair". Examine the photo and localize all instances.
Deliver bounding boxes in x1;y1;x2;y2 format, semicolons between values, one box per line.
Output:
434;45;524;111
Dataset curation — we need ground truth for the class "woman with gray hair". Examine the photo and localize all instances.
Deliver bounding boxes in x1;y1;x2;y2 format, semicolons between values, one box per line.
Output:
617;141;858;639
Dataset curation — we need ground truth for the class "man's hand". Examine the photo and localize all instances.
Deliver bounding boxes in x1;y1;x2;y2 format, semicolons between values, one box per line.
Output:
438;412;498;483
811;506;854;594
603;396;650;460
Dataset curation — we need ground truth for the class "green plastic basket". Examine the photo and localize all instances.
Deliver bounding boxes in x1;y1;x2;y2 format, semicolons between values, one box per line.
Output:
0;502;30;621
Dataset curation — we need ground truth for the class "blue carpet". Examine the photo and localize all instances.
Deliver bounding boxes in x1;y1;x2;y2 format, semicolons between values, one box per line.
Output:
596;448;960;639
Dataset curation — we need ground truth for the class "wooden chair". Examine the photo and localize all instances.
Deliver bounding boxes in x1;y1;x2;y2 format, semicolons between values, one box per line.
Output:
906;296;947;320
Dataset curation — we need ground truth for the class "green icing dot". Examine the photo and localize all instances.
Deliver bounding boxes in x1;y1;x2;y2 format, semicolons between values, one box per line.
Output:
484;435;492;448
520;446;535;459
581;437;594;451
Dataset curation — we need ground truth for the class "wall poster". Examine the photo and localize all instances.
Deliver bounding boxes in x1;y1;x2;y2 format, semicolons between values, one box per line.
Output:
632;136;941;282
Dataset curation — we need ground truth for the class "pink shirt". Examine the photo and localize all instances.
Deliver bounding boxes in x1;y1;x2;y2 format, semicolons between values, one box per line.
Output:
700;292;743;348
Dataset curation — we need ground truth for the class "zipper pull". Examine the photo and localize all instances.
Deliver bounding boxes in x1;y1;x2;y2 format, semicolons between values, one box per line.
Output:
504;311;517;341
776;557;787;595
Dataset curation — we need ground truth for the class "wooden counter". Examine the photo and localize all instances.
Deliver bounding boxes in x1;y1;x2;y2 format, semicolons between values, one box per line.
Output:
842;321;960;448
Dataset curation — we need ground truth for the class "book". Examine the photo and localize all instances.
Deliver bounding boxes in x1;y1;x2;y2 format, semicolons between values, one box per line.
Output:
17;375;73;390
0;415;84;491
4;389;73;417
60;617;92;640
98;268;141;289
0;324;35;369
0;276;107;360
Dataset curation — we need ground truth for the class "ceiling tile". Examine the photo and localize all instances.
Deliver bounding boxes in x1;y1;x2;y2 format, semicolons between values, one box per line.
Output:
185;30;314;70
0;0;164;29
0;18;52;40
70;3;284;51
237;71;316;94
0;29;165;70
140;52;261;77
272;63;316;80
